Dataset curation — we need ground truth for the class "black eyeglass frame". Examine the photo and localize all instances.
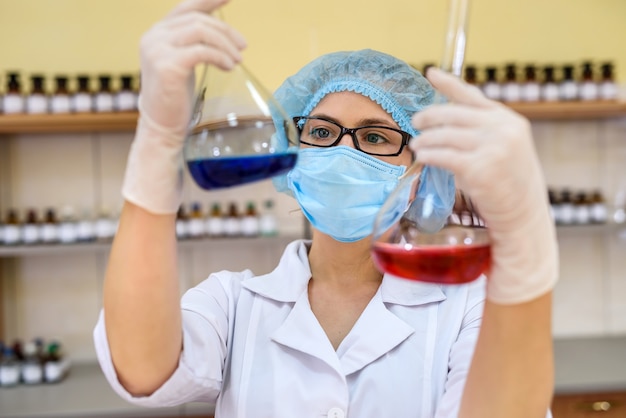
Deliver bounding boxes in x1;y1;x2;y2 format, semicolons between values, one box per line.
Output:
293;116;413;157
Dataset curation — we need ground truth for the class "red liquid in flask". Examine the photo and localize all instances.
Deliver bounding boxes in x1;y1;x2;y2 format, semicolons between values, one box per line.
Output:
372;242;491;284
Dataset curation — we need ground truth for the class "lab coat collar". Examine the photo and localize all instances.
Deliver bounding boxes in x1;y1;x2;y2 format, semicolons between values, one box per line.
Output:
242;239;447;307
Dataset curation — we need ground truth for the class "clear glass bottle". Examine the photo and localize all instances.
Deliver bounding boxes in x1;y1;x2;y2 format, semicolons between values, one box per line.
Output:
50;76;72;114
521;64;541;102
501;63;521;102
599;62;618;101
40;207;60;244
20;341;44;385
259;199;278;237
175;205;189;240
578;62;598;101
72;75;93;112
26;75;49;114
241;201;260;237
58;205;79;244
0;346;21;387
22;208;41;245
482;67;501;101
115;74;138;111
187;202;206;238
541;66;560;102
94;75;114;112
3;209;21;245
559;65;578;101
3;72;25;114
223;202;241;237
205;203;225;238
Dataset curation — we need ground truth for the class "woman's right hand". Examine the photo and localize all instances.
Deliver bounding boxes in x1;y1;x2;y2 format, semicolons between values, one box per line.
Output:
138;0;247;137
122;0;247;214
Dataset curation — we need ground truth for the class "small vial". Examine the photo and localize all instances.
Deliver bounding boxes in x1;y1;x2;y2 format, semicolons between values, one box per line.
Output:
22;208;41;245
3;209;21;246
58;206;79;244
50;76;72;114
175;205;189;240
464;65;478;86
501;64;521;102
26;75;49;114
241;202;260;237
76;209;96;242
205;203;224;238
573;192;590;224
599;62;618;101
95;208;116;242
3;72;25;114
541;66;560;102
72;75;93;112
521;64;541;102
94;75;114;112
21;341;44;385
40;208;60;244
590;190;608;223
559;65;578;101
115;75;138;111
0;347;21;387
578;62;598;101
259;200;278;237
482;67;501;101
187;202;205;238
223;202;241;237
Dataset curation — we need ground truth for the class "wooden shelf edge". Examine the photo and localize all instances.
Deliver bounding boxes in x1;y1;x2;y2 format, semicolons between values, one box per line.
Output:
0;111;139;134
508;100;626;120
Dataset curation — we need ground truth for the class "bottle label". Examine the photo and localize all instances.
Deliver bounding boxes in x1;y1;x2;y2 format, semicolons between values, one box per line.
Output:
502;83;522;102
542;84;560;102
40;223;59;242
3;94;25;114
241;216;260;236
559;82;579;101
72;93;93;112
482;83;502;101
579;82;599;101
3;225;21;245
27;95;49;114
95;94;114;112
205;218;224;237
115;92;137;111
521;83;541;102
599;82;618;101
59;222;78;243
51;95;72;113
22;224;40;244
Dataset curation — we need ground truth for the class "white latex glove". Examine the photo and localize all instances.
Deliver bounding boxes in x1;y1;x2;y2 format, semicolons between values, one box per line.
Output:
411;67;559;305
122;0;247;214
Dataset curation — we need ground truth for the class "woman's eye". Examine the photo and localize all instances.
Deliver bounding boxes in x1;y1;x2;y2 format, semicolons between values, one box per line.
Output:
310;127;332;139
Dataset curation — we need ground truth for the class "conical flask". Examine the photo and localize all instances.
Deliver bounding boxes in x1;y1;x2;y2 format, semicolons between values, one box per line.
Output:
183;62;299;190
371;0;492;285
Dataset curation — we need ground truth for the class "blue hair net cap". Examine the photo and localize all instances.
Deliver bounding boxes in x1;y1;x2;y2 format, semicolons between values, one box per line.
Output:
272;49;455;230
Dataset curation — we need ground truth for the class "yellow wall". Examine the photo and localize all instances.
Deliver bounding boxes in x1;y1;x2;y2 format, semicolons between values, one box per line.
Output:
1;0;625;91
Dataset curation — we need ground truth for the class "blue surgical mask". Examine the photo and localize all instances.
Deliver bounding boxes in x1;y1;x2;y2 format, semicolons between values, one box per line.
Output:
273;146;407;242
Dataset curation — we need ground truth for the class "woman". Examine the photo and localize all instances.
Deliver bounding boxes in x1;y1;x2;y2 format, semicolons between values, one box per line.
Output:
94;0;558;416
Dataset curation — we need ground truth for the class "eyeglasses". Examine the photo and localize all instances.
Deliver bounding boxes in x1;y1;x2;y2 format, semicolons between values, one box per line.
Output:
293;116;412;157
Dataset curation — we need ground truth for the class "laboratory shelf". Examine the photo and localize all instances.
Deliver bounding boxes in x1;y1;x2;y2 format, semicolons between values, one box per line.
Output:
0;100;625;135
0;235;300;257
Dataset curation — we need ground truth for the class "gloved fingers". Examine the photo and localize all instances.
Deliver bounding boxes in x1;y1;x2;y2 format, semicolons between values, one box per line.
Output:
163;11;247;51
412;102;492;130
166;0;228;18
426;67;495;108
410;126;483;152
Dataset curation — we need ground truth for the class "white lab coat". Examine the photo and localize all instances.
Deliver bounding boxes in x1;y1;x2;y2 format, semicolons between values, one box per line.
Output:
94;239;488;417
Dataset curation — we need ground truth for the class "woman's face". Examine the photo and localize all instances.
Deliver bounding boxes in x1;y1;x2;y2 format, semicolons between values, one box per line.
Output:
305;92;414;167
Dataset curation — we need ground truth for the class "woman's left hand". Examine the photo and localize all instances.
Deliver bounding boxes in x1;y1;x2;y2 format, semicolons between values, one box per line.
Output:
410;67;558;305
